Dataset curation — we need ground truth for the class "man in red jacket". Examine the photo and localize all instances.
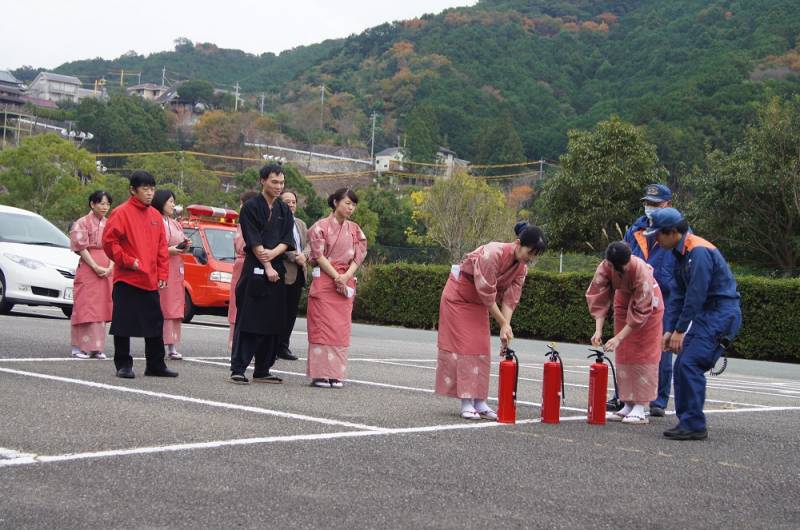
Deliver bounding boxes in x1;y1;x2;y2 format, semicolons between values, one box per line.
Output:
102;171;177;379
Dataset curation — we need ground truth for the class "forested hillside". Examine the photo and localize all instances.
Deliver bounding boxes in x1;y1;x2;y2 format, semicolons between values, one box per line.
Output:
16;0;800;174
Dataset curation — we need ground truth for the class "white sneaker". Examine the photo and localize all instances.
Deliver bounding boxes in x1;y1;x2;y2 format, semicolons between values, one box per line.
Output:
329;379;344;389
71;351;90;359
168;351;183;360
312;379;331;388
90;351;107;360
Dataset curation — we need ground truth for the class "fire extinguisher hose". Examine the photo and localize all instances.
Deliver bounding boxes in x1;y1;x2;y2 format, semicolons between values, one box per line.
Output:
545;345;566;403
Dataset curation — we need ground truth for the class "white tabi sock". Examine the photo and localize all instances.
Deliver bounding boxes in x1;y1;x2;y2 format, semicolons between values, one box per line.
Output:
618;404;633;416
71;346;81;356
473;399;492;413
461;398;476;413
630;404;646;418
168;344;177;354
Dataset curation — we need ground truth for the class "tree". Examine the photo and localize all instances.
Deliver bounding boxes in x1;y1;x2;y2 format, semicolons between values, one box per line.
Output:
350;196;379;246
123;153;222;206
407;172;515;262
405;104;440;163
539;117;667;251
178;80;215;105
0;134;98;227
359;188;416;247
685;96;800;275
76;95;172;154
473;114;525;171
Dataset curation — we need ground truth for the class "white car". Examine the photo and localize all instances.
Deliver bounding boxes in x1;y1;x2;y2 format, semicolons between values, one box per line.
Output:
0;205;79;317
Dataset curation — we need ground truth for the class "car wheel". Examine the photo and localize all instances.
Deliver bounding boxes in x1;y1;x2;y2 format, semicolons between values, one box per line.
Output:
61;307;73;319
183;290;195;323
0;271;14;314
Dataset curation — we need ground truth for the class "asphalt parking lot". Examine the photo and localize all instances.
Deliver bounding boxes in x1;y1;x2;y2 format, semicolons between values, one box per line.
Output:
1;306;799;529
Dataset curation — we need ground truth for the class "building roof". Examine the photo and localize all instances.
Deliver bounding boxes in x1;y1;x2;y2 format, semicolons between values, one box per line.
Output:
127;83;165;91
33;72;82;86
375;147;404;157
0;70;23;86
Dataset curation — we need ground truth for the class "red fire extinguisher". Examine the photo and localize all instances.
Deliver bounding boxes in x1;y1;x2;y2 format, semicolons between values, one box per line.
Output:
497;347;518;424
586;348;619;425
541;343;565;424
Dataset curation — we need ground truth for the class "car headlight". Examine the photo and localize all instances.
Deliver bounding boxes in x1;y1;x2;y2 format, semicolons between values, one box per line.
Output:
4;253;46;270
209;271;232;283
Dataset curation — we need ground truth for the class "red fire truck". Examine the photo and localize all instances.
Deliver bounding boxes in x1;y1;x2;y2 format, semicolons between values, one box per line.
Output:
179;204;239;322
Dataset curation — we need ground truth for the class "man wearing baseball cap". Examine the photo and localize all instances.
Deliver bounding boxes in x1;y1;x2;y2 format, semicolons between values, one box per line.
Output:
621;183;676;417
646;208;742;440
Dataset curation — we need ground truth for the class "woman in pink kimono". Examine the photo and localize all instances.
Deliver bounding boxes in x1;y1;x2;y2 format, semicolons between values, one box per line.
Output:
586;241;664;424
69;191;114;359
306;188;368;389
227;191;258;352
435;223;547;420
152;189;190;360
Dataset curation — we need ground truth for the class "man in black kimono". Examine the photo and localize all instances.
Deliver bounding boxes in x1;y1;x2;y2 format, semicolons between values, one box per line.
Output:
229;164;295;384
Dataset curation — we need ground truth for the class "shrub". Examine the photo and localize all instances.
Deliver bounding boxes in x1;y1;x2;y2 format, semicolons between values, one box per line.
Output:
351;264;800;362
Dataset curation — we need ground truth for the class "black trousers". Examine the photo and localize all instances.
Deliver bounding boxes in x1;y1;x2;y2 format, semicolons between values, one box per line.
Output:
279;281;303;352
230;317;279;377
113;336;167;371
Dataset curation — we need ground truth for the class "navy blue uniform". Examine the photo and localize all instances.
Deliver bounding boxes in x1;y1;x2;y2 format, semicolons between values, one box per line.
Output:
666;234;742;432
624;215;675;409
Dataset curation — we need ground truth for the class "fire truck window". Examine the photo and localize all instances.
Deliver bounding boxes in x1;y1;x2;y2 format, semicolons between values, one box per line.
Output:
205;229;236;262
184;229;202;250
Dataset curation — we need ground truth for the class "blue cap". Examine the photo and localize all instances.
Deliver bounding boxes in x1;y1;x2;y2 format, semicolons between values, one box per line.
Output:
641;183;672;203
644;207;684;236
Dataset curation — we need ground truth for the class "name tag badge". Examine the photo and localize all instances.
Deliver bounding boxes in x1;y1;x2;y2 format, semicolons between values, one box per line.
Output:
179;265;184;275
312;267;321;278
450;264;461;280
346;286;355;298
254;267;265;276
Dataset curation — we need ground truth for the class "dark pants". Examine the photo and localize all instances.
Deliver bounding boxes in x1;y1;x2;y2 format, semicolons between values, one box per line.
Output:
673;302;742;431
230;317;279;377
113;335;167;372
650;351;673;409
279;281;303;353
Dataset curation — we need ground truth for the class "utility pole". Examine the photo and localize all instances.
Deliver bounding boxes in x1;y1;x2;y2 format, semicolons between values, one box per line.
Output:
370;112;379;161
234;82;240;112
161;66;166;87
320;84;325;131
120;69;124;88
539;158;544;180
137;72;141;84
260;93;265;115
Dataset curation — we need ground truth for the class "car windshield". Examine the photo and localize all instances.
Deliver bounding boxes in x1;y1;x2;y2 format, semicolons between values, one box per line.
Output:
205;228;236;262
0;212;70;248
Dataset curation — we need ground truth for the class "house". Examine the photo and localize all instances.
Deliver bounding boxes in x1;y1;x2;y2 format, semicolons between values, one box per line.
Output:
436;147;469;178
126;83;168;101
26;72;102;104
0;71;26;108
374;147;405;172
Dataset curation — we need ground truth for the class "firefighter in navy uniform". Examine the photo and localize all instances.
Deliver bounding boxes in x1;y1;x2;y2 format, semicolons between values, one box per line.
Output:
620;183;677;417
646;208;742;441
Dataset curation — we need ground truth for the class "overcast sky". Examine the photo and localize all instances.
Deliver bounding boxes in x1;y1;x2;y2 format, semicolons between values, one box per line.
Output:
1;0;478;71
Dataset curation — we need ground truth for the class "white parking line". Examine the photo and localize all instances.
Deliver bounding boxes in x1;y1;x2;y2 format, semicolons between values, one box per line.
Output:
0;366;385;432
0;415;591;468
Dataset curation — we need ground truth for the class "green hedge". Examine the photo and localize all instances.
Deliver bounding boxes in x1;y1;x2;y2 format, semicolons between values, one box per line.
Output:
352;264;800;362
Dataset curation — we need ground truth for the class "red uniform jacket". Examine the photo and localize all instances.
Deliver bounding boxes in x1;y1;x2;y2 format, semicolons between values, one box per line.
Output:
102;196;169;291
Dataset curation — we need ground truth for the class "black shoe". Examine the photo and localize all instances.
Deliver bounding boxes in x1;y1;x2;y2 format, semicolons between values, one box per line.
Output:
252;374;283;384
606;398;623;412
144;367;179;377
116;367;135;379
277;350;299;361
663;424;682;436
228;374;249;385
649;406;666;417
664;428;707;440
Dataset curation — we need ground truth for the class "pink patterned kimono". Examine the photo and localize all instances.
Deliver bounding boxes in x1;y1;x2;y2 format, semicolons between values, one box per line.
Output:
160;217;185;346
435;242;527;399
227;226;245;350
586;256;664;403
69;212;113;353
306;215;367;381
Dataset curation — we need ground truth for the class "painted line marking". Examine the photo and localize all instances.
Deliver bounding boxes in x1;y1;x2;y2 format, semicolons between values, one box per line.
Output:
0;366;385;432
0;415;591;468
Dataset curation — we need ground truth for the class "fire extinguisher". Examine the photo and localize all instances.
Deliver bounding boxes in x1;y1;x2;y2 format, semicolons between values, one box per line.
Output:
497;347;518;424
541;343;565;424
586;348;619;425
